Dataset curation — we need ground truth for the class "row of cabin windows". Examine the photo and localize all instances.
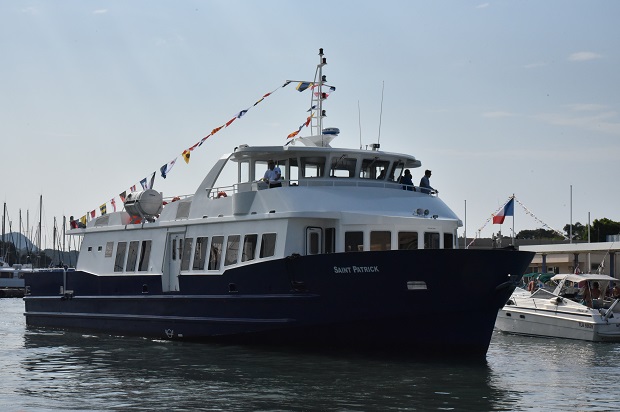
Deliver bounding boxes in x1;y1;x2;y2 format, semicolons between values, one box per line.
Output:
344;231;454;252
174;233;277;272
243;157;406;182
112;234;277;273
114;240;152;272
111;230;453;273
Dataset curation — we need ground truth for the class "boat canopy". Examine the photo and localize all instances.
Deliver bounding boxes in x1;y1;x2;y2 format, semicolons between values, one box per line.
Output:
551;273;617;283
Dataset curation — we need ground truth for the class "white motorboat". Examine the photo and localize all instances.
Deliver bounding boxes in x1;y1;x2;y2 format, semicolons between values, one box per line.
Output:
0;258;31;297
496;273;620;342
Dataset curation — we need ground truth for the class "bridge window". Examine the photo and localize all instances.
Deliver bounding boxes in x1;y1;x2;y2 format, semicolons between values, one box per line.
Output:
300;156;326;178
360;158;391;180
330;156;357;178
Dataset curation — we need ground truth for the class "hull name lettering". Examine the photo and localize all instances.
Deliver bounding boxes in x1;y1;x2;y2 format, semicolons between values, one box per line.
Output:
333;266;379;273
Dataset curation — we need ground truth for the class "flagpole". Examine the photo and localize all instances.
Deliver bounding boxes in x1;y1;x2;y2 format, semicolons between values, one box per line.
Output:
512;194;515;246
464;199;467;250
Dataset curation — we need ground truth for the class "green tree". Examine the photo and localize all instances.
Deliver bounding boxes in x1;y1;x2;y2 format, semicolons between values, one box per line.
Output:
592;218;620;242
516;228;563;240
563;222;586;240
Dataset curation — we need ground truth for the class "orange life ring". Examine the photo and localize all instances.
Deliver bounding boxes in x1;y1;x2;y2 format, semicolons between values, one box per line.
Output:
217;191;227;198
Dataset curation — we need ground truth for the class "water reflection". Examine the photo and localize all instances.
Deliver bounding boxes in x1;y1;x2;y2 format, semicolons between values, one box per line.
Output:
20;328;511;411
3;296;619;412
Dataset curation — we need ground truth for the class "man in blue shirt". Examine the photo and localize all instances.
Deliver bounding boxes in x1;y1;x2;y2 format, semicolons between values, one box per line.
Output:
419;169;437;194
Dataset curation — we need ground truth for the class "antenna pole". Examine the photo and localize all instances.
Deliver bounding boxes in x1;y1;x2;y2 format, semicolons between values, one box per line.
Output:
378;80;384;144
358;100;362;149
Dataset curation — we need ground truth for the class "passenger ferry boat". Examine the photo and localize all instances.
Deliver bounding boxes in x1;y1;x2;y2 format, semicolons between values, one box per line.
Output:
24;50;534;356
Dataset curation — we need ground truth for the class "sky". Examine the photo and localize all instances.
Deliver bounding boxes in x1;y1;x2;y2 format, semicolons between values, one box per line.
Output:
1;0;619;249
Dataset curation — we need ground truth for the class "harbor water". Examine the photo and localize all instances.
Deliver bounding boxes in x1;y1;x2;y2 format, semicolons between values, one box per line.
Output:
2;298;619;411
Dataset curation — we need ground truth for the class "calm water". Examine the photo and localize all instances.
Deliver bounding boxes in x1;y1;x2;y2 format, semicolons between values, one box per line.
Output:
1;298;620;411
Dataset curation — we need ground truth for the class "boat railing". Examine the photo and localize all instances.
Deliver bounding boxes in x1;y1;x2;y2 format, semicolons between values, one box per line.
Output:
219;179;437;196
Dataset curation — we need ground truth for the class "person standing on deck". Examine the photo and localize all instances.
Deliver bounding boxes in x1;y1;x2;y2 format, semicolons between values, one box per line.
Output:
419;170;437;194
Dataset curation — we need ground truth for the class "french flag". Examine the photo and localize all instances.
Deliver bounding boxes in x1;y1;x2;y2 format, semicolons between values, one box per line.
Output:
493;198;514;224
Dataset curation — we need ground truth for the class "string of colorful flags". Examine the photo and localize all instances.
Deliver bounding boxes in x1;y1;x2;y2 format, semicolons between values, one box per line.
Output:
466;195;568;248
76;80;331;225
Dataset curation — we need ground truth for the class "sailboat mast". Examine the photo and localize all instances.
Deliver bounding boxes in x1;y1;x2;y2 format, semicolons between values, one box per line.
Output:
38;195;42;252
1;203;5;260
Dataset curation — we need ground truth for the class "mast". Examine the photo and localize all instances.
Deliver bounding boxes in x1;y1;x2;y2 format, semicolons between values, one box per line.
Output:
38;195;42;267
311;48;327;138
1;203;5;261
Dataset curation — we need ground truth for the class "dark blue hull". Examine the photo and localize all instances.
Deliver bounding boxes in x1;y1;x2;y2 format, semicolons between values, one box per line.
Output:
24;249;533;356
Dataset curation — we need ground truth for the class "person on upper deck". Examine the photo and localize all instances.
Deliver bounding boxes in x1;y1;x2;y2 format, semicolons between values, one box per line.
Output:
399;169;414;191
263;160;282;188
377;169;386;180
419;170;437;194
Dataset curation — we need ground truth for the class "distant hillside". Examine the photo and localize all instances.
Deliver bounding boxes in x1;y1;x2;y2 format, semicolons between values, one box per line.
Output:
1;232;38;252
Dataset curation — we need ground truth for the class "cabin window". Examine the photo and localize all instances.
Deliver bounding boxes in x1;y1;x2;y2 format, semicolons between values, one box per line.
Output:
345;231;364;252
330;156;357;178
325;228;335;253
181;238;194;271
360;159;391;180
225;235;240;266
287;157;299;183
260;233;277;258
444;233;454;249
105;242;114;258
208;236;224;270
114;242;127;272
390;161;406;183
255;161;269;182
239;161;250;183
398;232;418;250
171;239;177;260
138;240;152;271
193;237;208;270
300;156;326;178
370;231;391;251
242;234;258;262
126;241;140;271
424;232;440;249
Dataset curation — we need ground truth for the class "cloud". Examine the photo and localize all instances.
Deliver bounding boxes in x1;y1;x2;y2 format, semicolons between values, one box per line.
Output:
535;109;620;135
568;52;602;62
476;3;490;8
565;103;609;112
93;9;108;14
